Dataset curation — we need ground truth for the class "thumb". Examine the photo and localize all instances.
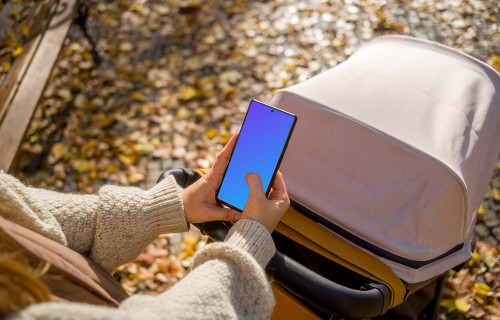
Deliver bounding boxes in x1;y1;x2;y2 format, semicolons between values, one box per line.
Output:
246;173;265;200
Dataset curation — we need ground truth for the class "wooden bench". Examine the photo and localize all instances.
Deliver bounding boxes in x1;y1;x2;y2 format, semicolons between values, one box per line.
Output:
0;0;89;172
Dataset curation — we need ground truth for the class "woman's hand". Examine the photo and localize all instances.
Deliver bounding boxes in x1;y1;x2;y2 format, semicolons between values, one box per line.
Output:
241;171;290;234
180;132;290;233
180;133;242;224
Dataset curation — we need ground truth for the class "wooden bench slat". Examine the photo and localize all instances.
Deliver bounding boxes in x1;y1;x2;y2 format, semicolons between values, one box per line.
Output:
0;0;79;172
0;0;56;123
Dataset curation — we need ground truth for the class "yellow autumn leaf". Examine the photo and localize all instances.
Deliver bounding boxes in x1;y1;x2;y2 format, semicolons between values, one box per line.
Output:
473;282;491;298
133;143;155;154
106;164;119;174
3;31;18;48
20;25;30;38
130;3;143;12
130;91;145;102
492;188;500;201
178;86;198;101
78;179;90;189
71;159;95;173
12;47;23;57
140;102;154;114
468;250;480;267
1;62;10;73
180;235;199;260
119;153;139;165
440;299;456;312
102;115;116;128
478;205;485;215
183;235;199;249
180;248;195;260
194;108;206;117
131;74;144;83
81;50;92;61
205;128;217;139
48;142;68;164
455;297;471;314
11;7;19;19
128;172;145;184
481;250;499;268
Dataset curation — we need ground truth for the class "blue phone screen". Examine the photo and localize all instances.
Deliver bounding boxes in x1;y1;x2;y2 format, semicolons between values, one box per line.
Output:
217;100;296;212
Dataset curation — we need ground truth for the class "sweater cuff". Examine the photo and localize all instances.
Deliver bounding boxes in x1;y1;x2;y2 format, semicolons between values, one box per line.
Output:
142;176;189;234
225;219;276;268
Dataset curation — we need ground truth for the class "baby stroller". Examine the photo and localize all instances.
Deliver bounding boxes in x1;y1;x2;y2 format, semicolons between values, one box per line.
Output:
160;36;500;319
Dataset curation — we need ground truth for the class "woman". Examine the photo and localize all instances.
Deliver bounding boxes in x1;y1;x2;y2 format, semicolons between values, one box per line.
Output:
0;133;290;319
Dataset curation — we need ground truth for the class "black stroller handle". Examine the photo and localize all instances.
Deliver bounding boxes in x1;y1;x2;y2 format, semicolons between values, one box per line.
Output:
159;169;392;319
194;220;391;319
268;250;391;319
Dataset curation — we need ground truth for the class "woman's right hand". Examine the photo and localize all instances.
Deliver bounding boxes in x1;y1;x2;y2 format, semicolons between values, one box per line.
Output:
241;171;290;234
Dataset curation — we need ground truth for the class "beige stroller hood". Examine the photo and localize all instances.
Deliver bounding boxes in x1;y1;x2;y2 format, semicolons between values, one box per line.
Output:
270;36;500;283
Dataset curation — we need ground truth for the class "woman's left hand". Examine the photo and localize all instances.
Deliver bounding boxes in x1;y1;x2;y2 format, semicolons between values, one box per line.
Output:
180;133;242;224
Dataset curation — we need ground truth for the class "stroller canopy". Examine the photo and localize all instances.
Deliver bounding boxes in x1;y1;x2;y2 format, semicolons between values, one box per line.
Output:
271;36;500;283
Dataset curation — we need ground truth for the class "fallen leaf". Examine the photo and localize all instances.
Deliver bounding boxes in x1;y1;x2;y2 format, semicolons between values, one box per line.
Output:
130;91;145;102
20;25;30;38
48;143;68;164
128;172;145;184
478;205;486;215
11;7;19;19
1;62;10;73
205;128;217;139
455;297;471;314
178;86;198;101
71;159;95;173
440;299;456;312
11;47;23;57
492;188;500;201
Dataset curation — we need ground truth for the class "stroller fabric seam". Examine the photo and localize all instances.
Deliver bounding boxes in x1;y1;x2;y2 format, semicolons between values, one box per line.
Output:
290;198;464;269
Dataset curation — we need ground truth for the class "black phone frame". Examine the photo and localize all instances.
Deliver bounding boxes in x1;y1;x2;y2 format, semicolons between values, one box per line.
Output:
216;99;297;212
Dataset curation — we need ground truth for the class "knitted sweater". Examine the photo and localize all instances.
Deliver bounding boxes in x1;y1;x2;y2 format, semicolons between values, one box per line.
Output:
0;173;276;319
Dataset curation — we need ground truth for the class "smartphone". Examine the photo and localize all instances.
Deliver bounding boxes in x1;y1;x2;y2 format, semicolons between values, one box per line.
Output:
216;100;297;212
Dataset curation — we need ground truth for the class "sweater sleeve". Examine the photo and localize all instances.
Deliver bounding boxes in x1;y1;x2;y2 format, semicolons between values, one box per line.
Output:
9;220;277;320
0;173;189;271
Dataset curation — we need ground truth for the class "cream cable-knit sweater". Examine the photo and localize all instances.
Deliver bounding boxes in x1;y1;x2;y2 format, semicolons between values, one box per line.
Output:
0;173;276;319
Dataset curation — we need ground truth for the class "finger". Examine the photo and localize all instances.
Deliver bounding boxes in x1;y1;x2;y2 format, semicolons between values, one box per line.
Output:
246;173;265;200
205;205;241;222
210;133;239;182
268;171;288;200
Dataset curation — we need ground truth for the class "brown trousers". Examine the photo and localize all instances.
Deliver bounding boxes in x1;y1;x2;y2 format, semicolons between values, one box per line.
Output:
0;216;128;306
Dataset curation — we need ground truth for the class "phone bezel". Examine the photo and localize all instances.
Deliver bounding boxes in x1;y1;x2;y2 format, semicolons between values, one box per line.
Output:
215;99;297;212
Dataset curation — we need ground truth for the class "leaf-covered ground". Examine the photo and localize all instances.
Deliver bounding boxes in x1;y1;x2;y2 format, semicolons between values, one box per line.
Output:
3;0;500;319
